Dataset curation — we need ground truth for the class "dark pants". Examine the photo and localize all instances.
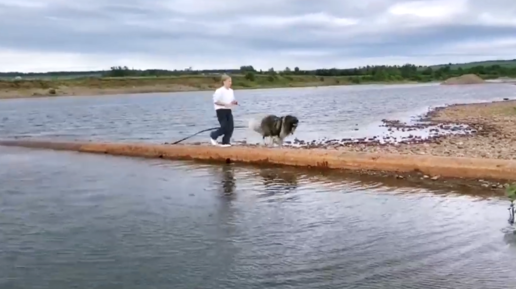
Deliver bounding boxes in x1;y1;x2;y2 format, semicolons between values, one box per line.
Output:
210;109;234;144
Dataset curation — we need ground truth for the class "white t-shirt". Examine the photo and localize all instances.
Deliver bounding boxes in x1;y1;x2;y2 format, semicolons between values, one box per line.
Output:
212;86;235;110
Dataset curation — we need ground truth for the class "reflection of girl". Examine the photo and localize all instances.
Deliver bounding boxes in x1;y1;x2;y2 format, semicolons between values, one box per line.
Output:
221;165;236;196
209;74;238;147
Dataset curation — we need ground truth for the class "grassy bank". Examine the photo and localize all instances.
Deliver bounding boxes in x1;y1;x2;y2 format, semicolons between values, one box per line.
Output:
3;58;516;99
0;74;417;99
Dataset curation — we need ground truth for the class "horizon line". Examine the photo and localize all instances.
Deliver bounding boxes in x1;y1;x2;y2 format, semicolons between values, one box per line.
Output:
1;58;515;75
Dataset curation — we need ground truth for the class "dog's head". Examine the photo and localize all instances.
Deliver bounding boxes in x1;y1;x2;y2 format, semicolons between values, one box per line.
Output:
282;115;299;135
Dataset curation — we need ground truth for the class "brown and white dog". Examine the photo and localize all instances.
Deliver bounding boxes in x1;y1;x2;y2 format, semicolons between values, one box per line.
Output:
248;114;299;146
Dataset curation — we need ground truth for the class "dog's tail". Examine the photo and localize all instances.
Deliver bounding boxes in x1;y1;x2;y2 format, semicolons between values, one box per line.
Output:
248;114;267;134
248;118;263;134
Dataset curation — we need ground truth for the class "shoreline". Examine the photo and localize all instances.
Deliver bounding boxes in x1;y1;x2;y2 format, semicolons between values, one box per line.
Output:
274;99;516;160
1;137;514;193
178;98;516;191
2;81;516;191
201;98;515;158
1;73;514;100
0;81;422;100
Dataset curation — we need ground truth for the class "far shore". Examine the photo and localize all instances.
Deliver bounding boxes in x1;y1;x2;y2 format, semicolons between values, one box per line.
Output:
0;75;422;99
2;72;515;100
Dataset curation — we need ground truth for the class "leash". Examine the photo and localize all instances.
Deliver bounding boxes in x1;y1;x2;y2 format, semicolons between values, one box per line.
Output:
171;125;247;144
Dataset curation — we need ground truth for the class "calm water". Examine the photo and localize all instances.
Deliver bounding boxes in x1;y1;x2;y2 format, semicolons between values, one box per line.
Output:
0;83;515;144
1;83;516;288
1;146;516;289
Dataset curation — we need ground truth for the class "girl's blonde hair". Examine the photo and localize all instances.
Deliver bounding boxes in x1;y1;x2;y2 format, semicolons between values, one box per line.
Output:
221;74;231;83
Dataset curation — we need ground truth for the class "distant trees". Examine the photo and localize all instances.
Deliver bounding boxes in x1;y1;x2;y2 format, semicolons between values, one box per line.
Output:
107;66;134;77
61;63;516;82
2;61;516;82
244;72;255;81
239;65;255;72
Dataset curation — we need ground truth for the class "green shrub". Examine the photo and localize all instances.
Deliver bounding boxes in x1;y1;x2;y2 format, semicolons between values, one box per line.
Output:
245;72;255;81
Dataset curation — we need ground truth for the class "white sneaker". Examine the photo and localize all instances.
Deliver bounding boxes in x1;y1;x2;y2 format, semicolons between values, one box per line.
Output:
210;138;219;146
219;144;231;147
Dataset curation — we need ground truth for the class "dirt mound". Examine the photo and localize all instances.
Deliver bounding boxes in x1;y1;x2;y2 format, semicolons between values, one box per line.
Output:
441;74;485;85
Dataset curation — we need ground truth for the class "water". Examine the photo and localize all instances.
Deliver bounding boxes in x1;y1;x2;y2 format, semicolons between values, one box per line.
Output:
0;83;515;144
2;83;516;288
1;146;516;289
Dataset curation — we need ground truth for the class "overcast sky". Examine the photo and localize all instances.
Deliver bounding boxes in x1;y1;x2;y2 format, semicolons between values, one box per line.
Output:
0;0;515;72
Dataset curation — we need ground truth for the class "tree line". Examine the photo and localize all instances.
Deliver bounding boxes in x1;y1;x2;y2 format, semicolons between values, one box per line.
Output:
1;61;516;82
102;63;516;82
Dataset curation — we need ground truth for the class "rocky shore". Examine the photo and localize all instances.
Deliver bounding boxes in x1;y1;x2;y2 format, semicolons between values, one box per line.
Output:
183;98;516;160
229;98;514;161
325;98;516;160
174;98;516;190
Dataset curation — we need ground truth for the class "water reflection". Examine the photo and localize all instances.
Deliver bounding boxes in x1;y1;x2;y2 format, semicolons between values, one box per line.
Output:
2;148;516;288
503;228;516;246
219;164;237;200
259;168;299;194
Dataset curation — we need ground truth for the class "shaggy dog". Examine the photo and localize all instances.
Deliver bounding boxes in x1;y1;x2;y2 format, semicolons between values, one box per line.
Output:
248;114;299;146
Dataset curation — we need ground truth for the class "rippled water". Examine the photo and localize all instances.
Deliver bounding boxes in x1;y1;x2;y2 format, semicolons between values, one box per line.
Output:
2;84;516;288
1;146;516;289
0;83;515;144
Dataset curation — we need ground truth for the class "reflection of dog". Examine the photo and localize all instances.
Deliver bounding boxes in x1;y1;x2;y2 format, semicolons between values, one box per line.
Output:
249;114;299;146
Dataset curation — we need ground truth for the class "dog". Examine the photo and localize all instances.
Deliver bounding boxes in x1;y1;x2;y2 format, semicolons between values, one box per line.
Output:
248;114;299;146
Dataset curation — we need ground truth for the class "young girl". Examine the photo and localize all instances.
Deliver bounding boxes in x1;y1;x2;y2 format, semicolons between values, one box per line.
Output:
210;74;238;147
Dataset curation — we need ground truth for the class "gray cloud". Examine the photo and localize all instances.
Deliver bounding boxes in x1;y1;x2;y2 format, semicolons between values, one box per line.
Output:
0;0;515;71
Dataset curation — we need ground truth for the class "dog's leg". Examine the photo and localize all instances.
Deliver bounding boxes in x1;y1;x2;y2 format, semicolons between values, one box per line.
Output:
263;136;273;147
277;137;284;147
273;137;283;148
262;136;268;146
272;136;283;147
